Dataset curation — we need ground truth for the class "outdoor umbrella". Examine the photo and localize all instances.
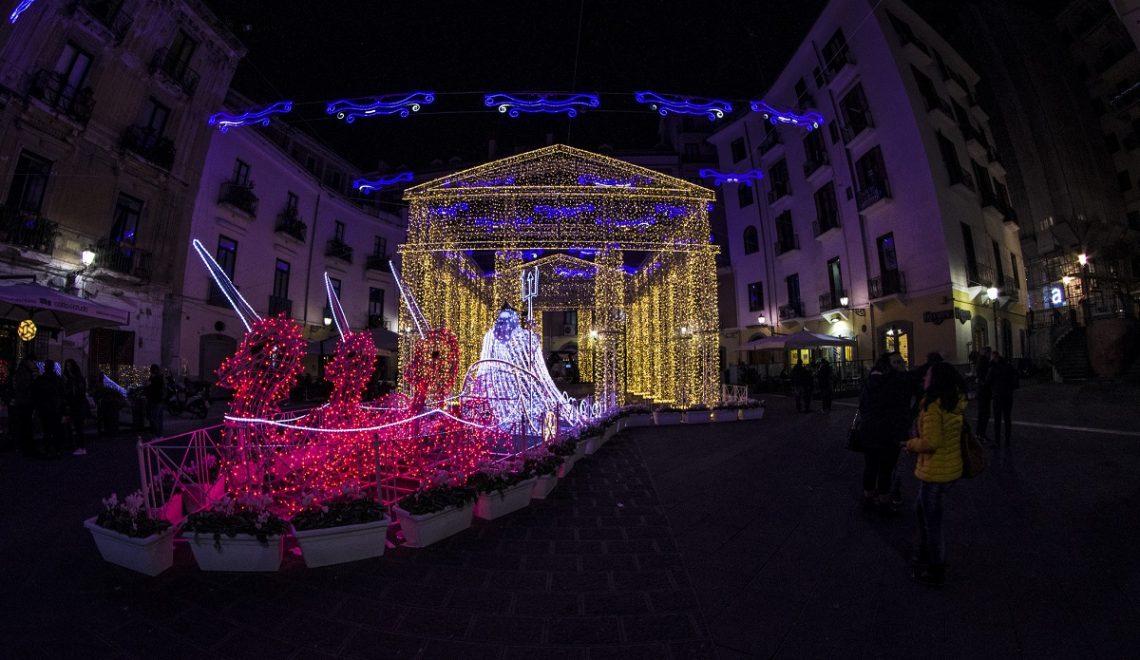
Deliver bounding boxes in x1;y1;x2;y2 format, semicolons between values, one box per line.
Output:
0;282;130;335
743;329;854;351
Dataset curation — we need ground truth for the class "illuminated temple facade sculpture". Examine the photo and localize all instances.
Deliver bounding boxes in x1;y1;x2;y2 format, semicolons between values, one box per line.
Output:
399;145;720;407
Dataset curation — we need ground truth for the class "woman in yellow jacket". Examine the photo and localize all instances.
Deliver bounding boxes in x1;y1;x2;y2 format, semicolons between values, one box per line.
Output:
904;362;967;586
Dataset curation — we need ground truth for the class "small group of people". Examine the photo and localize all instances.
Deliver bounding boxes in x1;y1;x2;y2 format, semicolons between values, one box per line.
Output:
856;347;1015;587
971;346;1019;447
7;358;92;458
790;358;835;413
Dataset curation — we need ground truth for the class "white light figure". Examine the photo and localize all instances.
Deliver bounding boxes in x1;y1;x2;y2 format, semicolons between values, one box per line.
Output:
474;306;584;434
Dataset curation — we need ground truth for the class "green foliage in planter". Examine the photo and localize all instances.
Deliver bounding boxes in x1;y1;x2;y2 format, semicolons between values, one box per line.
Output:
95;491;171;538
291;496;386;531
397;485;477;516
467;466;531;495
523;454;562;477
182;494;288;548
714;399;764;410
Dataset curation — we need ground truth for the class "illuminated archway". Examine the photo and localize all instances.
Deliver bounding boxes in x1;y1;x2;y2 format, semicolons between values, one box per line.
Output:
398;144;719;407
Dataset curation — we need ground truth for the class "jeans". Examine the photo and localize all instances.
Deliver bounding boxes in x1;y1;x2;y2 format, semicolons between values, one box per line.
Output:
915;480;952;565
862;447;900;497
976;389;992;438
795;386;813;411
992;396;1013;445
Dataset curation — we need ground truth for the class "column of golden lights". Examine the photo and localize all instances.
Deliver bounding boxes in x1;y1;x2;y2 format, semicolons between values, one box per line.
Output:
577;309;593;384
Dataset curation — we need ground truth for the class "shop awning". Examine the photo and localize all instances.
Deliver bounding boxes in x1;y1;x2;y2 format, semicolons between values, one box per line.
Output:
0;282;130;335
742;329;855;351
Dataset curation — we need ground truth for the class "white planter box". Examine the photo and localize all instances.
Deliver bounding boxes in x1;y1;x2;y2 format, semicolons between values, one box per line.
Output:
557;454;578;479
531;474;558;499
84;517;174;576
185;532;283;572
293;517;390;568
625;413;652;428
393;502;473;548
615;418;627;433
712;409;739;423
474;478;537;520
603;425;617;442
182;478;225;514
654;411;683;426
584;434;606;455
742;407;765;421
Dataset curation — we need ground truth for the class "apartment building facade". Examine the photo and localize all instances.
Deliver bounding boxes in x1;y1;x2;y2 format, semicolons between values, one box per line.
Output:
0;0;243;378
710;0;1025;369
173;95;406;383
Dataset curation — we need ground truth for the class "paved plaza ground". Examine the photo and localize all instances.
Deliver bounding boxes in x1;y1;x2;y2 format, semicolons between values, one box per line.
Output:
1;381;1138;659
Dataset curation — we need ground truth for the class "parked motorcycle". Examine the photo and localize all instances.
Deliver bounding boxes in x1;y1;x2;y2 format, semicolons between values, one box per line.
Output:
183;380;210;419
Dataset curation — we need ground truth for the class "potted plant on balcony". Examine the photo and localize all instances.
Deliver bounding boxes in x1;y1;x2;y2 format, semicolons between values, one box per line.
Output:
468;458;536;521
523;449;563;500
291;484;390;568
392;475;477;548
181;493;288;572
84;491;174;576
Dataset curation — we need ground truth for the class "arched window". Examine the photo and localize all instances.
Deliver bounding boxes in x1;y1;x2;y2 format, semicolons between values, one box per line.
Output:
743;226;759;254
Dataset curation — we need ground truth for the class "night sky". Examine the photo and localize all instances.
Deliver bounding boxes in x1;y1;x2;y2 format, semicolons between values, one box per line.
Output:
201;1;830;171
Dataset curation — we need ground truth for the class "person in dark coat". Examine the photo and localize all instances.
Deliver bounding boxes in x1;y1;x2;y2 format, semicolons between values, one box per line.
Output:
90;372;122;438
63;359;88;455
11;358;37;456
145;364;165;437
791;359;813;412
974;347;993;442
986;352;1019;447
816;359;834;412
858;351;911;513
32;360;65;457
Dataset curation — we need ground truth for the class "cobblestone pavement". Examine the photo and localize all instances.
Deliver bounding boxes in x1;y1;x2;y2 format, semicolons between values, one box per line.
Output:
2;382;1138;659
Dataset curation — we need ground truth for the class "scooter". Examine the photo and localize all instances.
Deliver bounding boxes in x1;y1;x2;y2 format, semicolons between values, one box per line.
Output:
183;380;210;419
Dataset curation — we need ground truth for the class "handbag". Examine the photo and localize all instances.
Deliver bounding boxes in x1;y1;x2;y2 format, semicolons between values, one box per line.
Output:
846;409;865;452
959;421;986;478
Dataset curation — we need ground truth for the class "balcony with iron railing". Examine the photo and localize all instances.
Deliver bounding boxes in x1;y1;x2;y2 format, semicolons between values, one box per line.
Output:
150;48;199;96
898;31;933;64
812;212;840;238
27;69;95;125
0;207;58;254
841;109;874;144
967;261;995;287
275;210;307;242
268;295;293;318
923;94;955;125
767;183;792;204
856;178;891;212
778;301;804;320
758;130;782;155
326;238;353;263
122;126;175;170
869;271;906;299
803;155;829;178
825;48;857;78
71;0;133;42
367;314;388;330
95;239;151;278
774;233;800;255
949;166;975;193
819;290;847;312
218;181;258;217
365;253;391;272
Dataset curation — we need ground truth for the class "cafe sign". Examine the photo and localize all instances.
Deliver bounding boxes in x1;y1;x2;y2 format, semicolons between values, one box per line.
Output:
923;308;971;325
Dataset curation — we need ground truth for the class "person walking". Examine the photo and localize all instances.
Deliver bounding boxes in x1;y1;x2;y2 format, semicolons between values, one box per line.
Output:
32;360;65;457
816;358;834;413
974;347;993;443
905;362;968;586
791;359;812;412
145;364;165;437
858;351;911;513
10;358;37;456
63;359;88;455
987;352;1018;448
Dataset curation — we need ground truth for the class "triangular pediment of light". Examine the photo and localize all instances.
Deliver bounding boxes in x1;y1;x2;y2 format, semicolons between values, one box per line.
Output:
404;144;712;198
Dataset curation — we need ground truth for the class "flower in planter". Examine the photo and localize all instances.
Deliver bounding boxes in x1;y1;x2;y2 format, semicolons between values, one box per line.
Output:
522;448;563;478
466;457;531;495
150;467;178;501
713;398;765;410
546;439;578;458
95;491;172;538
182;492;288;548
396;484;477;516
181;454;220;483
291;483;386;531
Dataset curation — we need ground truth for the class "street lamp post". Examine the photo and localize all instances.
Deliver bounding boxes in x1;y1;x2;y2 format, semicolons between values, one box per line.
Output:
987;286;1000;354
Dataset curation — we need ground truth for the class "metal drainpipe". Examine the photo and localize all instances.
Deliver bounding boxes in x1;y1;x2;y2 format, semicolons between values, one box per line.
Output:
812;39;878;362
